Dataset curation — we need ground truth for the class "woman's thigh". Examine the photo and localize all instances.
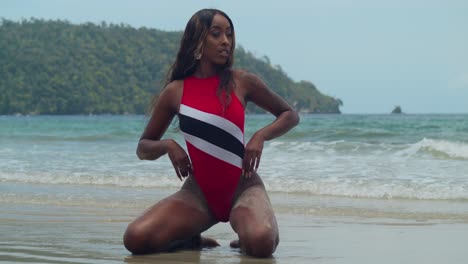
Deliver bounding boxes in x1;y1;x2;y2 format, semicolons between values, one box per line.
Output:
132;188;215;233
230;182;278;234
229;175;279;256
124;178;217;253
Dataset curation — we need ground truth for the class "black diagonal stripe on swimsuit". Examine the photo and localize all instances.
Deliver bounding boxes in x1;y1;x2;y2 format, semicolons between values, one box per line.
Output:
179;113;245;159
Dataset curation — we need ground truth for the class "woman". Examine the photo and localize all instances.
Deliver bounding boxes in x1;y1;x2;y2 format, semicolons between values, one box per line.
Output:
123;9;299;258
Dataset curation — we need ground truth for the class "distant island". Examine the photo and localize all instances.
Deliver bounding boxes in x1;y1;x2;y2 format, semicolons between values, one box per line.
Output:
391;105;403;114
0;19;342;115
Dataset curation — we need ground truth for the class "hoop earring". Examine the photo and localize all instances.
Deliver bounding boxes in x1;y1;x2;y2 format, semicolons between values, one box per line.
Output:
194;51;202;60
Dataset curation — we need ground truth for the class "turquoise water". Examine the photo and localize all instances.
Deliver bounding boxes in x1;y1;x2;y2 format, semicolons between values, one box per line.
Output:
1;114;468;201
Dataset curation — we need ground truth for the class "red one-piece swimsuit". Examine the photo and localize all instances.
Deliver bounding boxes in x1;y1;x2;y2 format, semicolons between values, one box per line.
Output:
179;75;245;222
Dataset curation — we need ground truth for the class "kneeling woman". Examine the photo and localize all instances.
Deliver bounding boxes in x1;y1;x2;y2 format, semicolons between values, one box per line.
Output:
123;8;299;258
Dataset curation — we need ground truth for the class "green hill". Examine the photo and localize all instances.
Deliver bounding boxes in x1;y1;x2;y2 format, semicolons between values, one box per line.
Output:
0;18;342;115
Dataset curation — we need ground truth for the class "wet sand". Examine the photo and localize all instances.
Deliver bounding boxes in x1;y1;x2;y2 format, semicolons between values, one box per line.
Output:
1;187;468;264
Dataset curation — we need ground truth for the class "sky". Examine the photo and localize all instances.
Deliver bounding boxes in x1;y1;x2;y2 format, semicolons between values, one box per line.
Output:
2;0;468;113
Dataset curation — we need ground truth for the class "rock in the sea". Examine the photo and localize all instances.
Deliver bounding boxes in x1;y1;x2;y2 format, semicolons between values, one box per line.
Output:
391;106;403;114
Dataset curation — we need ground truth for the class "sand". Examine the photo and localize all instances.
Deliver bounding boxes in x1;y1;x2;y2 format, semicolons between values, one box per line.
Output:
1;186;468;264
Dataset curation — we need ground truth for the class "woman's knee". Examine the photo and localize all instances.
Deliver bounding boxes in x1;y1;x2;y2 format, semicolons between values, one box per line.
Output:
123;222;166;255
123;223;147;254
242;225;279;258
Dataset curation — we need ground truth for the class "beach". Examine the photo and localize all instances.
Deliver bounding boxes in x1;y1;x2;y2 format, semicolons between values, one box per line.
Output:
1;114;468;263
2;182;468;264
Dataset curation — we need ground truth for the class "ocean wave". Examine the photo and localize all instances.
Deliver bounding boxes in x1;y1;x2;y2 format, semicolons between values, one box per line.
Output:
396;138;468;160
2;138;467;201
2;171;468;201
2;132;139;142
0;172;181;189
265;180;468;201
265;138;468;160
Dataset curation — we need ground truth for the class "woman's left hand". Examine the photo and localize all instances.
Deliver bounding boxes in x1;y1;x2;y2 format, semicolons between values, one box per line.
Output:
242;133;265;178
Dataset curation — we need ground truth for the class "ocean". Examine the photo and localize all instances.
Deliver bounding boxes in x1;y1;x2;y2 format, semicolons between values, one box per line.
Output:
2;114;468;199
1;114;468;263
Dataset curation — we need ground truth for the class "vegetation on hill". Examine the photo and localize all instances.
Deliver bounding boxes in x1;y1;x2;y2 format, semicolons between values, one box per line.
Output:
0;18;342;115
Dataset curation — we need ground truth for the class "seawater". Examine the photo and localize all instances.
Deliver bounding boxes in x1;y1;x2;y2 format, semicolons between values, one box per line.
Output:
0;115;468;199
1;114;468;221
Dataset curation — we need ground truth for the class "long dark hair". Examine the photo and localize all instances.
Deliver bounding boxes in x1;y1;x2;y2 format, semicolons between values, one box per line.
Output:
149;9;236;114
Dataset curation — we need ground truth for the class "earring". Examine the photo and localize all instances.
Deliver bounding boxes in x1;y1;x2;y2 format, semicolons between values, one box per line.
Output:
194;44;203;60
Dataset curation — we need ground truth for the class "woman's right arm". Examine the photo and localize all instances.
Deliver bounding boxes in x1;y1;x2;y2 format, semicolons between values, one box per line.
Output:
137;81;179;160
136;81;192;180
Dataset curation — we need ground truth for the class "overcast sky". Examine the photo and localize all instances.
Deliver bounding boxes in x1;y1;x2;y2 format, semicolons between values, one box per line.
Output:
2;0;467;113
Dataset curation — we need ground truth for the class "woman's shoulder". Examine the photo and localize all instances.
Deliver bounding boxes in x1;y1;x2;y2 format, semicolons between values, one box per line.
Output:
232;69;267;91
155;80;183;112
232;69;264;87
165;79;184;91
233;69;254;80
160;80;183;98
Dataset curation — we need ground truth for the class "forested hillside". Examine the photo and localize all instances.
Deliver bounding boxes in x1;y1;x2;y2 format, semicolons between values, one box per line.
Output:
0;19;342;115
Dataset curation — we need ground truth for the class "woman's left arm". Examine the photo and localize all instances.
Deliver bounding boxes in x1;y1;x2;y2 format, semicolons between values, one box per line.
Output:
241;72;300;177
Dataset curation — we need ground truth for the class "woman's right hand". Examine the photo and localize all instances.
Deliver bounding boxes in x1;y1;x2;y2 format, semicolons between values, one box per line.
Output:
166;139;193;181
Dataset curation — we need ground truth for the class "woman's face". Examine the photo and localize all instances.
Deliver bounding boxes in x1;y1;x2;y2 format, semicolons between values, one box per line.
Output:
201;14;233;65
